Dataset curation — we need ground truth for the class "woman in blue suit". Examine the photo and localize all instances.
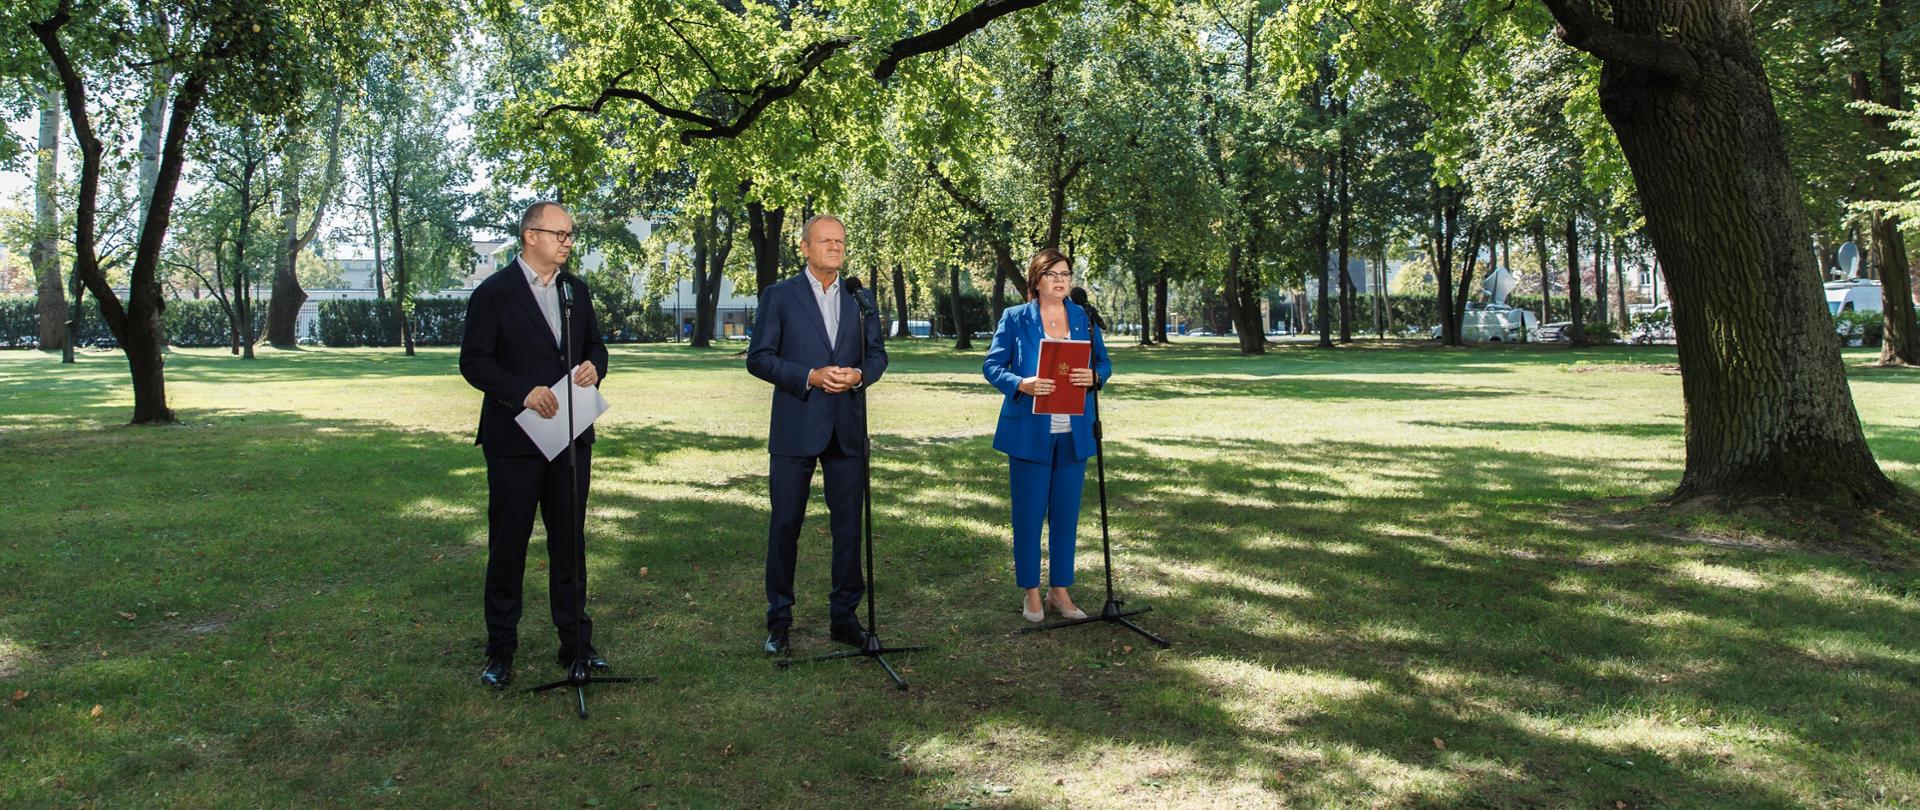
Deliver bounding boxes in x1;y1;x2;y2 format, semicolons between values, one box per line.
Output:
983;248;1112;623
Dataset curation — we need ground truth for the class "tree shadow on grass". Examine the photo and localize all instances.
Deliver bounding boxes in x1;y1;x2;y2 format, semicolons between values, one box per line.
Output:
0;410;1916;807
913;376;1516;404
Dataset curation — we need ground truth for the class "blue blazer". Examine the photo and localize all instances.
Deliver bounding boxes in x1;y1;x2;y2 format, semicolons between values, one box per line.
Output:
459;260;608;457
983;300;1112;463
746;272;888;458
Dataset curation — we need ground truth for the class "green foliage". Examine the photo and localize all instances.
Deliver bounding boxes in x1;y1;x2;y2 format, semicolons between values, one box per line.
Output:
932;282;989;336
1835;309;1888;347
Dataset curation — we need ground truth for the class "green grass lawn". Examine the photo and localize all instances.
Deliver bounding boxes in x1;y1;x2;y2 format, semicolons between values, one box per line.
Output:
1;339;1916;808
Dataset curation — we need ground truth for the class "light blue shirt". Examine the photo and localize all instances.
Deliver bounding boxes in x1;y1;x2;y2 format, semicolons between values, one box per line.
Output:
806;270;841;351
520;259;561;344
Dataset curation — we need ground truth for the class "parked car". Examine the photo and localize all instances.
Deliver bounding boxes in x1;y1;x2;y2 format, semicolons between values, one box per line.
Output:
1534;321;1571;342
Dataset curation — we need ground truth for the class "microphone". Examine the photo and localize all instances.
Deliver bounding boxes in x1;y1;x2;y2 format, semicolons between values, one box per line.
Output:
556;270;574;307
843;276;875;318
1070;287;1108;332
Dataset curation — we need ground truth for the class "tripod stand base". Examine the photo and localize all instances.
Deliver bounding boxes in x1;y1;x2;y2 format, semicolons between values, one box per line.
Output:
775;633;931;691
1016;599;1172;648
524;661;655;719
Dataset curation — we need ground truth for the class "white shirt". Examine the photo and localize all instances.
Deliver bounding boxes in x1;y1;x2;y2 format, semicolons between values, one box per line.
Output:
806;270;841;351
521;259;562;345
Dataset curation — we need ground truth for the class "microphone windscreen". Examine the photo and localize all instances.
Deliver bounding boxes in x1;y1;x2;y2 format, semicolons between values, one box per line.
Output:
1070;286;1089;306
843;276;863;295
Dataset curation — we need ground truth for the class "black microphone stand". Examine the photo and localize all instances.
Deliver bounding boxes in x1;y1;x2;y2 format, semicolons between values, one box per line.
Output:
1018;295;1171;648
777;279;930;690
525;272;648;717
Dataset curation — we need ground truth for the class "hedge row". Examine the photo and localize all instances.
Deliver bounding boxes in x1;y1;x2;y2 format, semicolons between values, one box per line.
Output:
0;297;263;348
0;294;677;349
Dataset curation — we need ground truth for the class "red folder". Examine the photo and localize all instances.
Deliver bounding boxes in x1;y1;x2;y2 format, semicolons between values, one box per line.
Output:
1032;338;1092;416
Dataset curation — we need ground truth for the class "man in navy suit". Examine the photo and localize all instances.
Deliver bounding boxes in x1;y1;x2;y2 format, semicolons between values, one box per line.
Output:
458;201;610;688
746;215;887;655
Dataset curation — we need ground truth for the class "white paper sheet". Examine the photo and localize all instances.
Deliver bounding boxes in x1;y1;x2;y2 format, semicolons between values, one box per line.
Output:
513;374;611;461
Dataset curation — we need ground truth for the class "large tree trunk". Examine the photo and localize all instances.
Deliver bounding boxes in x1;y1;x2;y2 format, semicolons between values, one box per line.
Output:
32;86;66;352
1614;241;1630;330
1595;231;1611;328
32;4;208;424
386;174;412;355
1534;219;1552;325
1870;214;1917;364
1847;39;1920;365
1153;266;1170;343
690;207;733;349
1543;0;1897;507
1564;216;1587;346
1433;187;1466;346
948;263;971;350
1336;137;1354;344
1315;169;1334;348
1453;226;1485;338
267;96;345;347
1134;269;1153;347
746;197;784;293
232;139;257;360
891;263;910;338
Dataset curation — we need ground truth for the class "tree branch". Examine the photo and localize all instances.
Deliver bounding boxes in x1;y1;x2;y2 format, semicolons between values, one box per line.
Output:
544;37;854;143
546;0;1056;141
1541;0;1700;84
873;0;1052;81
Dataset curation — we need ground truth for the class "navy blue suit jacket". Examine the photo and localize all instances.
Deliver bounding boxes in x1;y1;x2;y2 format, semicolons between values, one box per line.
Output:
983;300;1112;463
458;259;609;457
746;272;887;457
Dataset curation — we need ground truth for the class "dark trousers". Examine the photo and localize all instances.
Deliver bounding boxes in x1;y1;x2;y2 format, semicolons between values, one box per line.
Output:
765;432;865;630
483;445;593;659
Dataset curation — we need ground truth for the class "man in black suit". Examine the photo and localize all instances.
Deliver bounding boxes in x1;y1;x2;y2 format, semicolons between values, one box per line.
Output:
745;215;887;655
459;201;610;688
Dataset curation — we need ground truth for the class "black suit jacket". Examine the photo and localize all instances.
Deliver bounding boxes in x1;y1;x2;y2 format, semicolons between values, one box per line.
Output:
459;259;609;457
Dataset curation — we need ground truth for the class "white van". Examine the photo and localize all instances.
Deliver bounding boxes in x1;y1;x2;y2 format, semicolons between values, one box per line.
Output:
1826;280;1882;315
1431;303;1540;342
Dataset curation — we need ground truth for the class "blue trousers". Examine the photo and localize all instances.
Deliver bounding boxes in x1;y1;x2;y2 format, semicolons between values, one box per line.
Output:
1009;431;1086;589
764;432;865;630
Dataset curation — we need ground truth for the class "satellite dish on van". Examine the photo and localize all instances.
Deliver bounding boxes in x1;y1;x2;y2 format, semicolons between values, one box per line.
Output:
1480;265;1517;305
1837;241;1862;279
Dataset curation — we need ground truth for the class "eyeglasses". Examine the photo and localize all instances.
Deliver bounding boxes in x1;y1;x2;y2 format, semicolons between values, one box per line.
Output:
1040;270;1073;281
529;227;577;244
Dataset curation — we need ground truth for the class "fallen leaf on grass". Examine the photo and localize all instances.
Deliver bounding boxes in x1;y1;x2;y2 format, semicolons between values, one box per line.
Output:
116;611;136;621
1432;738;1446;750
89;704;103;718
9;690;27;703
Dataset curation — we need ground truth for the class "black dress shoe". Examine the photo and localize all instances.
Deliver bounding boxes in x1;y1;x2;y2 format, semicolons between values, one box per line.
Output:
830;621;869;648
480;656;513;689
763;627;790;656
558;646;611;672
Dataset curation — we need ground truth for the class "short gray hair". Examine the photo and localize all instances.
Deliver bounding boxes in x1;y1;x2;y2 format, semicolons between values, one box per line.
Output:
799;214;845;243
520;201;566;237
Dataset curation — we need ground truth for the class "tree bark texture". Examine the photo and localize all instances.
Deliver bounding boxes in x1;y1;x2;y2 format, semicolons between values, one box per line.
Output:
1544;0;1897;505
